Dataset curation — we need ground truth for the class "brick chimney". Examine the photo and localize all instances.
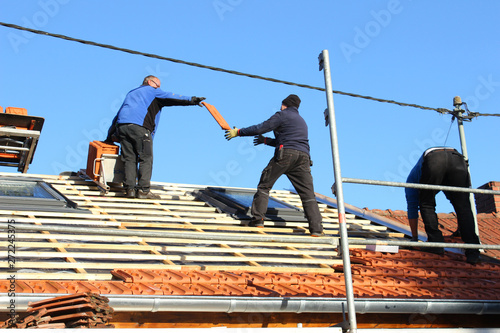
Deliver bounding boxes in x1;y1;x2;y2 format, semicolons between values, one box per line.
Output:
474;181;500;214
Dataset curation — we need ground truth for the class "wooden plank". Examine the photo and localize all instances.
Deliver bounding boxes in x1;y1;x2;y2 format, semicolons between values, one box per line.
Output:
8;251;183;261
0;272;111;280
0;262;188;270
10;233;336;249
75;201;215;212
0;263;335;275
7;217;122;227
180;255;339;265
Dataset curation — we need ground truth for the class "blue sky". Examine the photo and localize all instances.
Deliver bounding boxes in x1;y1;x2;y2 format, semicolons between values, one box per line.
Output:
1;1;499;213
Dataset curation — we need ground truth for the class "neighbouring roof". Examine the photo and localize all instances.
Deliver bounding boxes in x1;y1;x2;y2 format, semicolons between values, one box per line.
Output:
1;171;500;328
369;208;500;260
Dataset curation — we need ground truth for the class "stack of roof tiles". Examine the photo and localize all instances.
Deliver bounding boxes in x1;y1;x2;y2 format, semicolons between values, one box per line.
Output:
0;293;114;329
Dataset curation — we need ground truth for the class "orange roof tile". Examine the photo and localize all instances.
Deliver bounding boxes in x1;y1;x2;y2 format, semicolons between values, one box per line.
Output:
368;208;500;260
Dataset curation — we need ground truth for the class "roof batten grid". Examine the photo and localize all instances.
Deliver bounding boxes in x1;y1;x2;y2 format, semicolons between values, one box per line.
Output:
5;174;342;275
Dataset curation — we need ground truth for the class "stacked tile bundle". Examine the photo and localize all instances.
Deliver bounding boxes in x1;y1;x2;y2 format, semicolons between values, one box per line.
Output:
1;292;114;329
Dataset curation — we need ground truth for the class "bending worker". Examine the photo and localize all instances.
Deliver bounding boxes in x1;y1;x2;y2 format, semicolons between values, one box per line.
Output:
107;75;205;199
224;94;324;236
405;146;480;264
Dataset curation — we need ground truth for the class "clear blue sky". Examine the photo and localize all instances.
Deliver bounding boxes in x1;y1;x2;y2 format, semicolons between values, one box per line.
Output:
1;1;499;213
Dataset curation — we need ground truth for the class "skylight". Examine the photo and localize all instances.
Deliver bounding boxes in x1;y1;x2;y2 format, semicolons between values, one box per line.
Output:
0;178;87;213
196;187;307;222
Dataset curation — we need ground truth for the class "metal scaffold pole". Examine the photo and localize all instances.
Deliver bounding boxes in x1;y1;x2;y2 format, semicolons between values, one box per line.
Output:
319;49;357;333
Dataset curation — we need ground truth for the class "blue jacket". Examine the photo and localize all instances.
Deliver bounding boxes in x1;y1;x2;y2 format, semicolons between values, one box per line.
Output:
238;106;310;156
116;85;193;135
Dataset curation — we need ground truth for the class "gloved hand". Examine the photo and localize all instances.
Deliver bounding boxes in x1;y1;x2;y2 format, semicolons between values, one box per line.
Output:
225;127;239;141
191;96;206;106
253;135;266;146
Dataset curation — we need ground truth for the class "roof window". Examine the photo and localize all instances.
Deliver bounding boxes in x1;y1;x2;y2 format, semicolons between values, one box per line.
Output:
196;187;307;222
0;178;87;213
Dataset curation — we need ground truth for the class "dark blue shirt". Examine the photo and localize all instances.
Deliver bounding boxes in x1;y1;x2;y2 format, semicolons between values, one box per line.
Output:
238;106;310;156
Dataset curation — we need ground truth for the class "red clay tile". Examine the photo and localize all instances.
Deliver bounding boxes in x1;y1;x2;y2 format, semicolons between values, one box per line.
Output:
153;270;191;284
270;283;307;297
319;273;344;285
58;281;100;294
269;273;300;284
189;283;221;296
90;281;132;295
352;276;373;287
213;271;247;284
24;281;67;294
127;282;163;295
188;271;219;284
369;276;396;288
154;282;192;296
241;272;274;284
410;276;439;288
320;285;346;297
110;270;133;282
295;284;328;297
294;273;325;284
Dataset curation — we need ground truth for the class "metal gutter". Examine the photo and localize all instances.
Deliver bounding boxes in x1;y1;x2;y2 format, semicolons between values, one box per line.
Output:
2;294;500;314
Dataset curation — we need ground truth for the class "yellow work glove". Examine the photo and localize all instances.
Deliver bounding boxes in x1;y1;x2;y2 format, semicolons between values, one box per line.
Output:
224;127;239;141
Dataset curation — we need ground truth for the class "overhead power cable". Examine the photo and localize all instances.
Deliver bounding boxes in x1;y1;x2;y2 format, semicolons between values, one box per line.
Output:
1;22;499;117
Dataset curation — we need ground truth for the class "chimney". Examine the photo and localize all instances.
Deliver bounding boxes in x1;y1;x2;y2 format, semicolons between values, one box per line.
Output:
474;181;500;214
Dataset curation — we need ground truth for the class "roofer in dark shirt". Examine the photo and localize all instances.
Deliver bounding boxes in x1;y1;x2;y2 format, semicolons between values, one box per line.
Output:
405;146;481;264
224;94;324;236
107;75;205;199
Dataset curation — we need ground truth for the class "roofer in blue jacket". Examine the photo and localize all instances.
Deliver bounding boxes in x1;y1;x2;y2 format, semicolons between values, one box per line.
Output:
107;75;205;199
405;146;481;264
224;94;323;236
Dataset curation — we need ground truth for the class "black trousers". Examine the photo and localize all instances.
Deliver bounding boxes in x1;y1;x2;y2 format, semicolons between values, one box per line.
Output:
419;149;480;256
117;123;153;192
251;149;323;234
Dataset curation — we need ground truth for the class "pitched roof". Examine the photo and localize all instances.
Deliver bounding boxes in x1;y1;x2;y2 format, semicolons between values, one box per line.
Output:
1;172;500;328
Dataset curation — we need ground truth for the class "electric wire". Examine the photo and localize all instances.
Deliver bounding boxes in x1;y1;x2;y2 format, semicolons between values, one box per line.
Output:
1;21;499;118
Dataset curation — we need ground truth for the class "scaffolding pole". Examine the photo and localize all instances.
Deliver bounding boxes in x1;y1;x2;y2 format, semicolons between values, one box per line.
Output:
341;177;500;195
319;49;357;333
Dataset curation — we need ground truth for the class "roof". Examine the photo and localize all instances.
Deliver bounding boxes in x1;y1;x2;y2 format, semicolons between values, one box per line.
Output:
1;171;500;328
369;208;500;260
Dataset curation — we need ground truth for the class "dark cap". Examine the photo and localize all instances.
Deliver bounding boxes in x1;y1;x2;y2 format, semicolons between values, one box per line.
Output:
282;94;301;108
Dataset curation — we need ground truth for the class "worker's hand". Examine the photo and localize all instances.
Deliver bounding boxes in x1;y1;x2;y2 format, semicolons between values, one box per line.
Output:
253;135;266;146
225;127;239;141
191;96;206;106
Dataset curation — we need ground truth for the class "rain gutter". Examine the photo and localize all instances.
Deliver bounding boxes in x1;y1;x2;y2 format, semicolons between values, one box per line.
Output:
2;294;500;314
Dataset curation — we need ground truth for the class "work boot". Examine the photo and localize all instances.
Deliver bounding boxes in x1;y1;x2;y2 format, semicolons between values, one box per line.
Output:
248;219;264;228
124;188;136;198
465;250;480;265
310;231;325;237
136;189;161;200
